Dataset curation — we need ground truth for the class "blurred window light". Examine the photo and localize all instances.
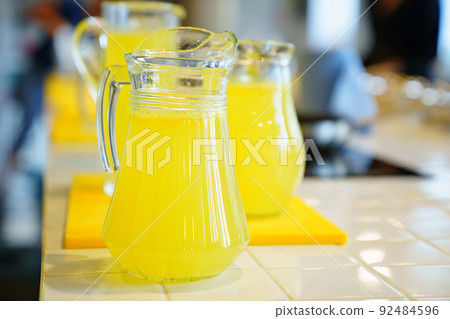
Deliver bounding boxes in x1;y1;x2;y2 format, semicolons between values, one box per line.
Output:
404;80;424;100
358;74;387;96
306;0;360;51
421;88;440;106
438;0;450;67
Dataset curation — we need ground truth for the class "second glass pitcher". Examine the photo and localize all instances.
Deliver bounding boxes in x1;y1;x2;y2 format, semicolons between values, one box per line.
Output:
73;1;186;195
227;40;305;216
73;1;185;98
97;27;249;281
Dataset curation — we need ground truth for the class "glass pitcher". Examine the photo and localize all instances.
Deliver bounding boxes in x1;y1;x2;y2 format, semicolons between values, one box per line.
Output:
227;40;305;216
73;1;185;195
97;27;249;281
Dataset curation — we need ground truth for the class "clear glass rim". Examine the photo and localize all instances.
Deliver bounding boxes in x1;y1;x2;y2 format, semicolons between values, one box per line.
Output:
236;39;295;64
102;1;186;19
125;27;237;63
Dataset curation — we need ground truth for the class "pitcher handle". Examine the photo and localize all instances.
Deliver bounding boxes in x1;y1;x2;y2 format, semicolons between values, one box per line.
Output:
97;65;129;172
72;17;105;100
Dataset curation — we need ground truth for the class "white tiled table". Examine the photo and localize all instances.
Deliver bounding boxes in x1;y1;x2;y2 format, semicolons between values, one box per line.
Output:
40;114;450;300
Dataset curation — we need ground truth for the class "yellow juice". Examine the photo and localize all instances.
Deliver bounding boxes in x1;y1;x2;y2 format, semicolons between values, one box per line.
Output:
103;30;156;158
227;82;305;216
103;106;249;281
101;30;161;194
45;73;94;119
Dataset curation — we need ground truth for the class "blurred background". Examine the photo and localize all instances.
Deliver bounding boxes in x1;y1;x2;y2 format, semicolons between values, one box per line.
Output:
0;0;449;300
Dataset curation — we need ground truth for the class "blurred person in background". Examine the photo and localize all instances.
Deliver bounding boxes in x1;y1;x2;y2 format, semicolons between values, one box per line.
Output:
12;0;101;159
365;0;440;78
0;0;99;300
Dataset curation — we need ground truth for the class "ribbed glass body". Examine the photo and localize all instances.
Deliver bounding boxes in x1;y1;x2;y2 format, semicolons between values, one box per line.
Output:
100;28;249;281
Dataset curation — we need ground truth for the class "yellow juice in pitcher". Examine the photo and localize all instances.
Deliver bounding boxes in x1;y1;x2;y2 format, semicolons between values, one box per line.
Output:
101;31;161;194
227;82;305;216
103;106;249;281
103;31;155;156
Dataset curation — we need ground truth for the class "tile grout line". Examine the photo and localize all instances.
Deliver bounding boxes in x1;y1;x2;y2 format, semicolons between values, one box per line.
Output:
161;284;171;301
399;230;450;256
245;248;293;301
412;296;450;301
247;246;406;301
239;265;354;270
46;272;172;301
384;216;450;256
341;246;413;300
361;203;450;256
424;194;450;215
40;252;46;301
44;271;123;277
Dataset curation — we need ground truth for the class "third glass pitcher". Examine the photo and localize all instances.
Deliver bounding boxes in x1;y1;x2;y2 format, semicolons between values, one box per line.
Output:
73;1;185;98
227;40;305;216
73;1;185;195
97;27;249;281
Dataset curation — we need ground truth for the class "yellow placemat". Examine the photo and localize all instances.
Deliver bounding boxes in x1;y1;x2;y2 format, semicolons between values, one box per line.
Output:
52;115;97;143
65;175;111;248
65;175;347;248
45;72;96;118
45;72;97;143
247;197;347;245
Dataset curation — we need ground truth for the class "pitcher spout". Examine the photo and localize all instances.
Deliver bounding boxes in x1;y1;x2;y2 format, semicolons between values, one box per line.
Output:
124;27;238;100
